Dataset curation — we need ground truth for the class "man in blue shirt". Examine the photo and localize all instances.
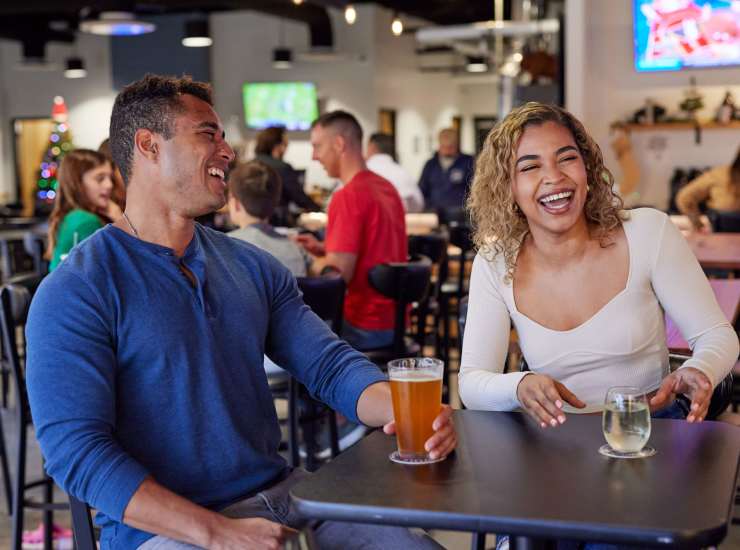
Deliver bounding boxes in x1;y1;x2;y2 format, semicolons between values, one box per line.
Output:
25;75;455;550
418;128;474;213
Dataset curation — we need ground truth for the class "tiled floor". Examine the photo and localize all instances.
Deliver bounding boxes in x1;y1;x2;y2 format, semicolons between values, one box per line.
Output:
2;371;740;550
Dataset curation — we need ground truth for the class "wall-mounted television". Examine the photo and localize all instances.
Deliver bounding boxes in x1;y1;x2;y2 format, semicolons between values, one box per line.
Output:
243;82;319;131
633;0;740;72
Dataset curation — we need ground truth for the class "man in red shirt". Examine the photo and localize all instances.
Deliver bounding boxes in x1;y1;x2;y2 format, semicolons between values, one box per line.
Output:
299;111;407;350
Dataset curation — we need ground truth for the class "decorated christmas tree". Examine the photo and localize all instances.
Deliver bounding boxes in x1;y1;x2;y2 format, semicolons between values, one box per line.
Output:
35;96;74;215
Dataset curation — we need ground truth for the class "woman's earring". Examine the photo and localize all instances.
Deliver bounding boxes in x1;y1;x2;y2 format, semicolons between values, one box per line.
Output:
510;202;521;215
587;184;591;193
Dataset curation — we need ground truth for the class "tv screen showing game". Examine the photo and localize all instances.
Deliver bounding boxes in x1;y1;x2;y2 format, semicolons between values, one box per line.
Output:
243;82;319;131
633;0;740;72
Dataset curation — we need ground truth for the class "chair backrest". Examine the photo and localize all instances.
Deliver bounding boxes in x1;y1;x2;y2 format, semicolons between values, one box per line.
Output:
69;495;97;550
368;255;432;354
296;275;345;335
22;232;49;276
708;209;740;233
448;222;474;297
0;282;35;416
408;233;448;299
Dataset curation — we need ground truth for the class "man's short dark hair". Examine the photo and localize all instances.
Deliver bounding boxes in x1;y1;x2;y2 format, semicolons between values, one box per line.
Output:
369;132;397;160
227;160;282;220
109;74;213;185
312;110;363;146
254;127;286;157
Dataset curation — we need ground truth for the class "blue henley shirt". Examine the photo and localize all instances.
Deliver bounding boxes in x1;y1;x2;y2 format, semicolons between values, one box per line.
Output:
25;223;386;549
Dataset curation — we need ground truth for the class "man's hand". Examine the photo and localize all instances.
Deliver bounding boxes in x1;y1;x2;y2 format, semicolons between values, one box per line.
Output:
650;367;712;423
208;516;298;550
383;404;457;460
292;233;325;257
516;374;586;428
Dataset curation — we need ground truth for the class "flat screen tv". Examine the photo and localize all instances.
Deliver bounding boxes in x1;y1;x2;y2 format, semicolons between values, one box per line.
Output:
243;82;319;131
633;0;740;72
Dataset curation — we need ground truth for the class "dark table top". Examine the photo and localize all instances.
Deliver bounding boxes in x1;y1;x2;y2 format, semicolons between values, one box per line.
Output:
291;410;740;548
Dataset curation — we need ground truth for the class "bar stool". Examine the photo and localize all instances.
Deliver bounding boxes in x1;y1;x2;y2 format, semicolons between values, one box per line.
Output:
438;222;474;367
363;255;432;367
408;233;448;350
0;276;67;550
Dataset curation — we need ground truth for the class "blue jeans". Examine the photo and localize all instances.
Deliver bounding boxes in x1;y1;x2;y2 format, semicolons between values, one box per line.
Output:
340;321;393;351
137;468;442;549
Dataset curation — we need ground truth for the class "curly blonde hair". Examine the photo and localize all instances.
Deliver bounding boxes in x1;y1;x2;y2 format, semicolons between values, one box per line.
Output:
467;102;624;279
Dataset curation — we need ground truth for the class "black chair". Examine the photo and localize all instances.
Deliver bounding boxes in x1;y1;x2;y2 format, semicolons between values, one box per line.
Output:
1;277;67;550
68;495;96;550
708;209;740;233
364;255;432;366
23;232;49;277
272;275;345;471
408;233;448;350
438;222;474;367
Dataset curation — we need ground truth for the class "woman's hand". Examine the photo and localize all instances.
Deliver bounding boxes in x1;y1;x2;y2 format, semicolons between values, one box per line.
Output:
516;374;586;428
650;367;712;422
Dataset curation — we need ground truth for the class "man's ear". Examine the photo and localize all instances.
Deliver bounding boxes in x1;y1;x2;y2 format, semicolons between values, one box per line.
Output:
134;129;159;161
333;133;346;155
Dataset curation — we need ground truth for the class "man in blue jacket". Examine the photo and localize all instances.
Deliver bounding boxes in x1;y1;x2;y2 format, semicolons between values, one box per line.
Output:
418;128;474;213
25;74;455;550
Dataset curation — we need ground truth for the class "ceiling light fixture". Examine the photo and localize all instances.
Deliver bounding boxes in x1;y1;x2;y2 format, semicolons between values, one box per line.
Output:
292;0;303;4
79;12;156;36
64;57;87;78
391;14;404;36
182;19;212;47
344;4;357;25
273;48;293;69
466;56;488;73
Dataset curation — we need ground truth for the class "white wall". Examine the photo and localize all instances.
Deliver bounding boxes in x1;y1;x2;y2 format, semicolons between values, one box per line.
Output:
0;33;116;203
573;0;740;208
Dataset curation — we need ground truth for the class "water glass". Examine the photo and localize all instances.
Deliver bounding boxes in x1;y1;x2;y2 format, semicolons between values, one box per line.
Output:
599;386;656;459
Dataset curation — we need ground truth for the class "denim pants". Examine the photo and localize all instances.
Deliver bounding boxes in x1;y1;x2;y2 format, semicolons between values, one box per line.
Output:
340;321;394;351
137;468;442;550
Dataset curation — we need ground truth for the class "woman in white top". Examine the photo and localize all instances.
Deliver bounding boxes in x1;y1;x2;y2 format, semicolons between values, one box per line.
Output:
460;102;738;427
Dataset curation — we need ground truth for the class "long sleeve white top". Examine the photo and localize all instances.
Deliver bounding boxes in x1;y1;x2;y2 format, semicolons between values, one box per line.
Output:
459;208;739;413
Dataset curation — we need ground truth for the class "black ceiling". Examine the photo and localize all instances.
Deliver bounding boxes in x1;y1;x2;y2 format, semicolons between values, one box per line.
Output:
0;1;545;55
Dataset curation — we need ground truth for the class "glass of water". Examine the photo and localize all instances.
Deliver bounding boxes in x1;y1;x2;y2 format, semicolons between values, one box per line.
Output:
599;386;656;459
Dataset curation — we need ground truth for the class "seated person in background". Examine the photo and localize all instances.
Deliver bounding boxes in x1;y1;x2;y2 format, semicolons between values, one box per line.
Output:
297;111;408;351
254;125;321;226
676;146;740;231
46;148;122;271
418;127;474;214
460;102;738;426
27;74;454;550
366;132;424;213
227;160;316;277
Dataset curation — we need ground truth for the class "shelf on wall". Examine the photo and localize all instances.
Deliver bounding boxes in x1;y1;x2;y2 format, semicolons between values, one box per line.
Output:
623;121;740;131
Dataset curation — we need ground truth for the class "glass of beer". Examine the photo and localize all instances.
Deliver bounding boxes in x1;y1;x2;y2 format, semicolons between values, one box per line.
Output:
388;357;444;465
599;386;656;459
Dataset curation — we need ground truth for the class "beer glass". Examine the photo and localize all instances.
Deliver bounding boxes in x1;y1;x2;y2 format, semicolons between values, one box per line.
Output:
599;386;656;459
388;357;444;465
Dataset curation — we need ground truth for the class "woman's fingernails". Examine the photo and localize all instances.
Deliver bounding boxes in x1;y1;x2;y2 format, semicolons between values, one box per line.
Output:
550;419;557;427
555;400;563;408
558;416;565;424
540;422;547;428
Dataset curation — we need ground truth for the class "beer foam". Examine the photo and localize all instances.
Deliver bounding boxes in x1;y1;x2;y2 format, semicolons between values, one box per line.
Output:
389;372;440;381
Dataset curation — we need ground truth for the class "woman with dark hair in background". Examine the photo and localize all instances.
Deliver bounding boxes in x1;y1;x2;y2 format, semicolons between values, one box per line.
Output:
676;146;740;231
45;148;122;271
254;126;321;226
98;137;127;211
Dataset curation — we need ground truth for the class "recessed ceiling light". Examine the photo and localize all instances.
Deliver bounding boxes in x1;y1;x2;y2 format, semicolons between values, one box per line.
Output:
344;4;357;25
79;12;156;36
466;56;488;73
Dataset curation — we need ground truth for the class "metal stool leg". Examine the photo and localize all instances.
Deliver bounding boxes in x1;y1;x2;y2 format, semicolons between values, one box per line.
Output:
471;532;486;550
